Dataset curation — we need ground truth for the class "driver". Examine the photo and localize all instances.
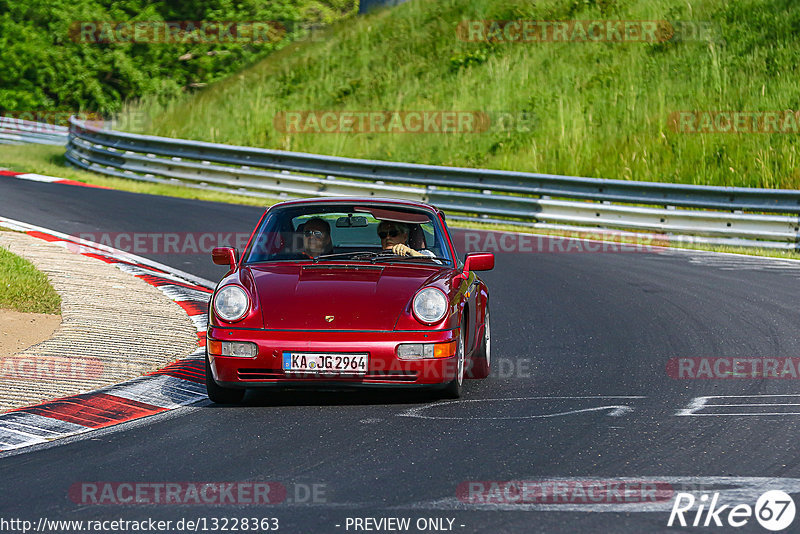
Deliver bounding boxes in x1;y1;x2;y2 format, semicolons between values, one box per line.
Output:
301;217;333;258
377;221;434;258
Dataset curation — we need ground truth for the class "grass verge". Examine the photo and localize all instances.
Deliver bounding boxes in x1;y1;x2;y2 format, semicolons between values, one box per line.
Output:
0;235;61;314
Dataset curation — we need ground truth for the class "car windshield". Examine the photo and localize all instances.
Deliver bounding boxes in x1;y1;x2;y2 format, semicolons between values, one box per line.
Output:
243;203;452;265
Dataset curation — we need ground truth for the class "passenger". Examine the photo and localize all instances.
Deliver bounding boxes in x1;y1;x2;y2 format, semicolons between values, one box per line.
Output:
301;217;333;258
377;221;435;258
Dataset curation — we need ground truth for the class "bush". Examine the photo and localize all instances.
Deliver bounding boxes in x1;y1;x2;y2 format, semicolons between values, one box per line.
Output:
0;0;357;116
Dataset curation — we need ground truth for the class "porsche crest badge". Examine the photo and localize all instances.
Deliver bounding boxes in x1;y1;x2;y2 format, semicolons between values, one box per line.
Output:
325;315;335;323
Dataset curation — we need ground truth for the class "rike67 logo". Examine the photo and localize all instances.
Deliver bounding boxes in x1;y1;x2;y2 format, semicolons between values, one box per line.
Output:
668;490;795;531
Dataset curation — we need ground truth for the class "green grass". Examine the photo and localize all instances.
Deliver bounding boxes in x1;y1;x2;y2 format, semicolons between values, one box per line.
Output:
0;237;61;314
117;0;800;189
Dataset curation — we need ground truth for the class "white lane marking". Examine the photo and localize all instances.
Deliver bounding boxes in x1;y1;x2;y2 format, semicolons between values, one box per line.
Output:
107;375;206;409
0;413;92;450
658;247;800;264
0;432;48;449
686;413;800;416
0;412;89;435
10;173;62;183
113;262;212;291
707;403;800;407
401;477;800;513
398;396;646;420
659;249;800;276
0;427;52;442
677;395;800;416
156;284;211;303
676;396;709;416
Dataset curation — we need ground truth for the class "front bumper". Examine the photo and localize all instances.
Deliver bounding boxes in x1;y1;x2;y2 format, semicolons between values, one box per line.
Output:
207;326;460;388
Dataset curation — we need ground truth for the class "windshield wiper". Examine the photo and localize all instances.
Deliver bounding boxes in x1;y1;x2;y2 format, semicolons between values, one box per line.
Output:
372;255;451;264
313;251;450;264
313;251;381;262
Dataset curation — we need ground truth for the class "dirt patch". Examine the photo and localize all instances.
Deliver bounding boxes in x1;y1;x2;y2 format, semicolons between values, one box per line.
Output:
0;309;60;356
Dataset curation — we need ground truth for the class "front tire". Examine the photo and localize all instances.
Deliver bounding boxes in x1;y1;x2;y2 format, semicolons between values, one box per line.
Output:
442;321;466;399
205;351;246;404
467;308;491;379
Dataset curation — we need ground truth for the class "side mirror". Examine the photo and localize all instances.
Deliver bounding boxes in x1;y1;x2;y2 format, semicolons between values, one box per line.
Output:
464;252;494;273
212;247;238;270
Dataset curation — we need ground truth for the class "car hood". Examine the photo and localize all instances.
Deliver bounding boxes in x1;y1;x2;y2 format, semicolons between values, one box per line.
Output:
247;263;444;330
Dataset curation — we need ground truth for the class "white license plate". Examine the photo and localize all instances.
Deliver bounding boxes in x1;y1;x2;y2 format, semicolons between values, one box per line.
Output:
282;352;368;375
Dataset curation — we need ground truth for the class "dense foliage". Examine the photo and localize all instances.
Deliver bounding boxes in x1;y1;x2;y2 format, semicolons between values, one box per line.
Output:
0;0;357;115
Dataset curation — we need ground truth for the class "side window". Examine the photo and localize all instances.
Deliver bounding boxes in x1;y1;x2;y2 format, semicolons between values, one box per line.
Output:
441;220;461;263
420;222;438;254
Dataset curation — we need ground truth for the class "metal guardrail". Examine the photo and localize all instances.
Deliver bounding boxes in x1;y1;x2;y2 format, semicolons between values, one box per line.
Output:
65;117;800;249
0;117;68;146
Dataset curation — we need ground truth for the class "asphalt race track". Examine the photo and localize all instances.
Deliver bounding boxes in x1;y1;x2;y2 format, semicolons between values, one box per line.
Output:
3;176;800;533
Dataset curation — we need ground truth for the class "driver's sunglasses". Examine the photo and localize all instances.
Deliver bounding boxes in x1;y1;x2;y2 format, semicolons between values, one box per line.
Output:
303;230;325;239
378;229;400;239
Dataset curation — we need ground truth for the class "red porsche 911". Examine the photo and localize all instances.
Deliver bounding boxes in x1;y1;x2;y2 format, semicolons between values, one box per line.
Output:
205;197;493;402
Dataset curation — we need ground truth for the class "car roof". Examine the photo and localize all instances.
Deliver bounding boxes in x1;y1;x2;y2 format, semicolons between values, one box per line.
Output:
268;197;439;212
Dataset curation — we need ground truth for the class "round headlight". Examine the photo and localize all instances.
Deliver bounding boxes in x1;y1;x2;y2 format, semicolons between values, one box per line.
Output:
412;287;448;324
214;285;249;322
